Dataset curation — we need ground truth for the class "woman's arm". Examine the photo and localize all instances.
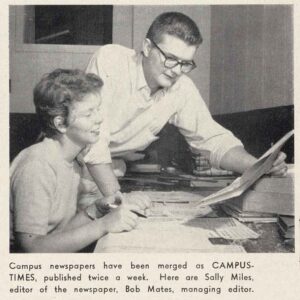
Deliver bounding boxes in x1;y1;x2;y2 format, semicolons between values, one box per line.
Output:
15;205;138;253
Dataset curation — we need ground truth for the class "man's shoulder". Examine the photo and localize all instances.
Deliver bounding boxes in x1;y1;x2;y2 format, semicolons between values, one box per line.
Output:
93;44;136;59
171;74;197;93
177;74;196;87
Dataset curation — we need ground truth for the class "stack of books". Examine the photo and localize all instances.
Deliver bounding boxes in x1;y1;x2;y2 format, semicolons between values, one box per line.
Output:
221;167;294;223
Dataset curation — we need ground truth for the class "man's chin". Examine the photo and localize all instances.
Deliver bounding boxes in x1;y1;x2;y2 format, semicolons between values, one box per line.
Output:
159;78;176;88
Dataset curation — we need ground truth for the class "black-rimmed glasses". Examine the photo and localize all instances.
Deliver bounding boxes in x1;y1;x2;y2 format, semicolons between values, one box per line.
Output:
151;39;196;73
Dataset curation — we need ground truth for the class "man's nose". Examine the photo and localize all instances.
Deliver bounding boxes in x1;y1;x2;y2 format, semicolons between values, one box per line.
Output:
171;63;182;76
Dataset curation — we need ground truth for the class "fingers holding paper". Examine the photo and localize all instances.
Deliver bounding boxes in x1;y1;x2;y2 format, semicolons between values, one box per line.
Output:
267;151;288;176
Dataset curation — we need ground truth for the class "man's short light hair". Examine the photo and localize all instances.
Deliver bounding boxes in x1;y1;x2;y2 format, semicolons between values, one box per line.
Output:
146;12;203;46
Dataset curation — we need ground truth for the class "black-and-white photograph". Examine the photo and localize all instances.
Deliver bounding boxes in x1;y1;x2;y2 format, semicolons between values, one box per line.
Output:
8;4;294;254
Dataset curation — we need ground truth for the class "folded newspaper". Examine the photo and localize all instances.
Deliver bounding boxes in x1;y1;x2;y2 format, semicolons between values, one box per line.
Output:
197;130;294;207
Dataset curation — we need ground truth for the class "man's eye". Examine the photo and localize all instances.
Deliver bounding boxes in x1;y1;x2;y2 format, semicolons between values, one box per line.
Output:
166;57;177;62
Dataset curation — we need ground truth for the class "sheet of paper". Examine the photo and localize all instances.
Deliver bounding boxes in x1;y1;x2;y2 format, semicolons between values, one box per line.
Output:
94;216;257;253
184;217;260;240
94;220;219;253
144;191;205;203
139;191;214;218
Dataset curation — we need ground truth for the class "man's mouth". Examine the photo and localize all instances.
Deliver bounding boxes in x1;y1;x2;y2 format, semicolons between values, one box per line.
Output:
91;128;100;135
164;73;177;80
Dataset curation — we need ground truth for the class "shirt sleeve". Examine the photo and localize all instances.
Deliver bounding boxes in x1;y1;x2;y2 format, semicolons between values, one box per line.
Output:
169;77;244;169
11;160;56;236
86;46;115;102
84;47;113;164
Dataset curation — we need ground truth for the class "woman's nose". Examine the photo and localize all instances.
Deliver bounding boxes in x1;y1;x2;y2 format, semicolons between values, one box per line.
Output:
95;110;103;125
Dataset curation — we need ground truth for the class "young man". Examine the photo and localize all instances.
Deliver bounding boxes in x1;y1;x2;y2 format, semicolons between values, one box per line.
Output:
83;12;287;206
10;69;146;253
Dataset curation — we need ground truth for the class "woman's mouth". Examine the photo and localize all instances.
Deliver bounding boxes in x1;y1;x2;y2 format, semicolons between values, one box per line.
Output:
91;129;100;135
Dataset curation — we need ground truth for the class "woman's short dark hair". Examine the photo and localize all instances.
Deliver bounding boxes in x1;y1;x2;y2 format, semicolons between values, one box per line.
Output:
146;12;203;46
34;69;103;137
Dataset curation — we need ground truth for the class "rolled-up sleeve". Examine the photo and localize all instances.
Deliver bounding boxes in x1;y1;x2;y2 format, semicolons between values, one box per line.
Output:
169;77;244;168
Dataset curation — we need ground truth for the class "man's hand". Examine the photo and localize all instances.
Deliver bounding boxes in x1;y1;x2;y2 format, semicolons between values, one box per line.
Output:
267;151;288;177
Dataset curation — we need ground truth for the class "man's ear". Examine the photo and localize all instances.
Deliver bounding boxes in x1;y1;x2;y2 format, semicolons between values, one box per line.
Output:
53;116;67;133
142;38;152;57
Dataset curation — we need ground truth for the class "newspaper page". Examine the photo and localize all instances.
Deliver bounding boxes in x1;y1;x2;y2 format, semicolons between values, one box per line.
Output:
0;1;299;300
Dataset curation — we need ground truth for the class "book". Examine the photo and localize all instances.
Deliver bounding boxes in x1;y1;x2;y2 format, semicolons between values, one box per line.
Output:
197;130;294;207
278;215;294;231
277;215;294;239
226;190;294;216
251;173;294;194
221;203;278;223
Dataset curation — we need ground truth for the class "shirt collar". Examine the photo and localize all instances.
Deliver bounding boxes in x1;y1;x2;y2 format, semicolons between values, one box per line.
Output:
135;52;179;99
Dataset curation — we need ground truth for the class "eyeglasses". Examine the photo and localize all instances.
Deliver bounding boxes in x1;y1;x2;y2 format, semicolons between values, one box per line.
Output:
150;39;196;73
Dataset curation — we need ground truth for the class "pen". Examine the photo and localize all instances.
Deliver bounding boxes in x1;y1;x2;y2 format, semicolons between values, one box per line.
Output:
108;204;148;218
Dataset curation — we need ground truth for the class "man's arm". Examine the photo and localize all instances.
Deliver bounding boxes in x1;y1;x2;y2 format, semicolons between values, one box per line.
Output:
220;146;288;176
169;78;288;176
86;163;121;196
219;146;257;174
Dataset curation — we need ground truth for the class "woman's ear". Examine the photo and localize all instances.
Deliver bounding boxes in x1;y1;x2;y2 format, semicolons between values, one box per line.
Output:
142;38;152;57
53;116;67;134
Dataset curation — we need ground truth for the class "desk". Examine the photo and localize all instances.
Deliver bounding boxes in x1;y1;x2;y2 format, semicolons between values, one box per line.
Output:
94;177;294;253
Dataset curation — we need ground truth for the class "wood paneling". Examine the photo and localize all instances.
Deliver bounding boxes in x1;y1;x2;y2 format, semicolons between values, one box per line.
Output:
210;5;293;114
